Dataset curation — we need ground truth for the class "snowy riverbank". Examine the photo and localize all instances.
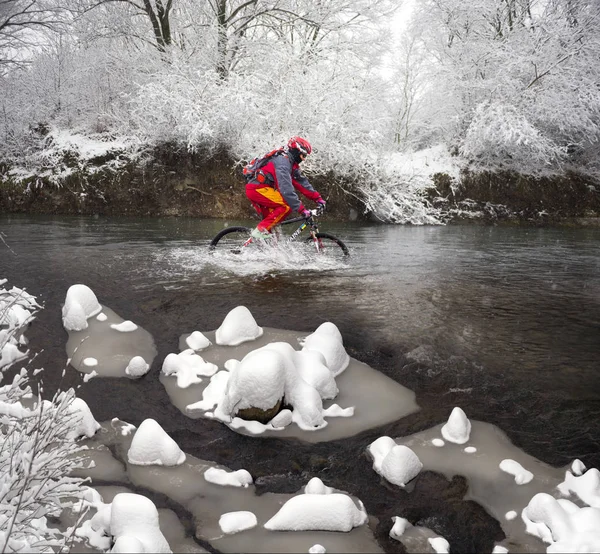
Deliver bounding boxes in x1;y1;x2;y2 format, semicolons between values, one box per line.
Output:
1;131;598;226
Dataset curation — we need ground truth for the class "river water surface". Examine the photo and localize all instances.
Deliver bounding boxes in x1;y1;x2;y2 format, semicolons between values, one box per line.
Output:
1;214;599;551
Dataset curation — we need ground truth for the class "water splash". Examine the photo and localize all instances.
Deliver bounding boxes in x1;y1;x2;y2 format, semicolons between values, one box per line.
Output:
160;241;349;279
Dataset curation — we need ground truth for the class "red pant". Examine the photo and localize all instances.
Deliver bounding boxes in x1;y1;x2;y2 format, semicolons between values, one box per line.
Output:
246;185;291;232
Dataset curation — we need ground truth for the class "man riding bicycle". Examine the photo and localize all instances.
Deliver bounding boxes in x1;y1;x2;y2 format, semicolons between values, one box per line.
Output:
245;136;326;241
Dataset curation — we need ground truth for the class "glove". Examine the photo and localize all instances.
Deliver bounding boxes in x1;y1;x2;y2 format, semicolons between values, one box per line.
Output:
299;208;312;219
316;198;326;215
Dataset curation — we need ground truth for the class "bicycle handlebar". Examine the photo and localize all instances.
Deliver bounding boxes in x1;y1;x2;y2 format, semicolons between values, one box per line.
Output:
280;209;321;226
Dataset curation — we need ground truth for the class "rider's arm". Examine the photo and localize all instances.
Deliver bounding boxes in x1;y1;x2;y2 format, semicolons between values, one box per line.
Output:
272;155;304;212
292;168;322;202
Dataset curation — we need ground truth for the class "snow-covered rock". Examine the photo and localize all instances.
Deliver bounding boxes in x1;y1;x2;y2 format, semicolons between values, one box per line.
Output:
301;322;349;376
389;516;412;540
368;437;422;487
111;536;146;553
558;468;600;508
215;306;263;346
219;511;257;534
127;419;185;466
162;350;218;388
571;459;587;476
204;467;253;488
294;349;338;399
66;397;101;439
125;356;150;378
110;493;171;553
305;477;334;495
499;459;534;485
269;409;293;428
110;320;138;332
522;492;600;552
429;537;450;553
185;331;211;351
264;493;367;532
62;284;102;331
220;347;286;418
441;407;472;444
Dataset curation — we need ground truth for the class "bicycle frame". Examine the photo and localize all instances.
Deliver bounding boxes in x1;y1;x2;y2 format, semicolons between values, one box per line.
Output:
209;208;349;256
238;210;322;250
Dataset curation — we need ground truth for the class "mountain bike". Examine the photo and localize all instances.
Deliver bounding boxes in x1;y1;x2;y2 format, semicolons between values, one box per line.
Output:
208;209;350;257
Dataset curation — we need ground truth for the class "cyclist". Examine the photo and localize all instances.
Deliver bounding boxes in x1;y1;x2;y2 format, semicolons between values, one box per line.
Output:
245;136;326;241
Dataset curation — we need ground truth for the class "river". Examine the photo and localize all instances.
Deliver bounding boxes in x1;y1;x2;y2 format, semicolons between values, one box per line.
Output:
1;214;599;551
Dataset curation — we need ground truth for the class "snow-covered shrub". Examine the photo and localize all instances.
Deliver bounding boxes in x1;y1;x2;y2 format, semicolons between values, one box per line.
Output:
0;280;91;552
460;102;564;172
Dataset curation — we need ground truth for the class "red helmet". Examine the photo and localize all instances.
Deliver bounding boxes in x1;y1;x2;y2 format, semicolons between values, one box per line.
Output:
287;136;312;156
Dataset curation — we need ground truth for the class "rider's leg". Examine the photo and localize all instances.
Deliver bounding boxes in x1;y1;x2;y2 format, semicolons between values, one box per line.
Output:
246;187;291;232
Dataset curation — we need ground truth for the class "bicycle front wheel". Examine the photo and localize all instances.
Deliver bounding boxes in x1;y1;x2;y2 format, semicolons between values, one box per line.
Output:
305;232;350;258
209;226;252;254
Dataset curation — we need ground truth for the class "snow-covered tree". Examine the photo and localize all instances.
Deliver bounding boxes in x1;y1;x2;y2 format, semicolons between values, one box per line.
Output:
396;0;600;174
0;281;90;552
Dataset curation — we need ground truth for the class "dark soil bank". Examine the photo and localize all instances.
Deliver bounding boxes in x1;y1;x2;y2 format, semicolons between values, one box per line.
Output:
1;146;599;225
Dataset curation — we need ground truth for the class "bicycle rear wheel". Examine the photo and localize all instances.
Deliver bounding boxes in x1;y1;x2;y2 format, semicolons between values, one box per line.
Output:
305;232;350;258
209;226;252;253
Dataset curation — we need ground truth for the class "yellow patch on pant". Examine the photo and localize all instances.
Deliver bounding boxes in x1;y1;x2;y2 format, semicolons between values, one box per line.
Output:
255;187;286;205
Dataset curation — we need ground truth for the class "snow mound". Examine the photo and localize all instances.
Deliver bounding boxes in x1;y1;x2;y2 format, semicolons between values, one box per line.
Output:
67;397;101;438
220;347;287;416
264;493;367;532
294;349;338;399
522;492;600;552
111;536;146;552
111;320;138;332
127;419;186;466
389;516;412;540
62;284;102;331
162;350;218;388
125;356;150;378
269;409;293;428
368;436;422;487
204;467;253;487
301;322;349;376
571;459;587;476
429;537;450;553
215;306;263;345
441;407;472;444
558;468;600;508
500;459;534;485
110;493;171;553
219;511;257;534
305;477;334;495
185;331;211;351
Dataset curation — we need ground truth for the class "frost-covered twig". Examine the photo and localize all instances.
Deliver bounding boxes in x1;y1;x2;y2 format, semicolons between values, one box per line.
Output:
0;281;90;554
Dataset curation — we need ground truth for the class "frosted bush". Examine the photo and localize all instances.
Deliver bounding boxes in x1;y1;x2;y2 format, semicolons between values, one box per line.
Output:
460;102;564;172
0;281;89;553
